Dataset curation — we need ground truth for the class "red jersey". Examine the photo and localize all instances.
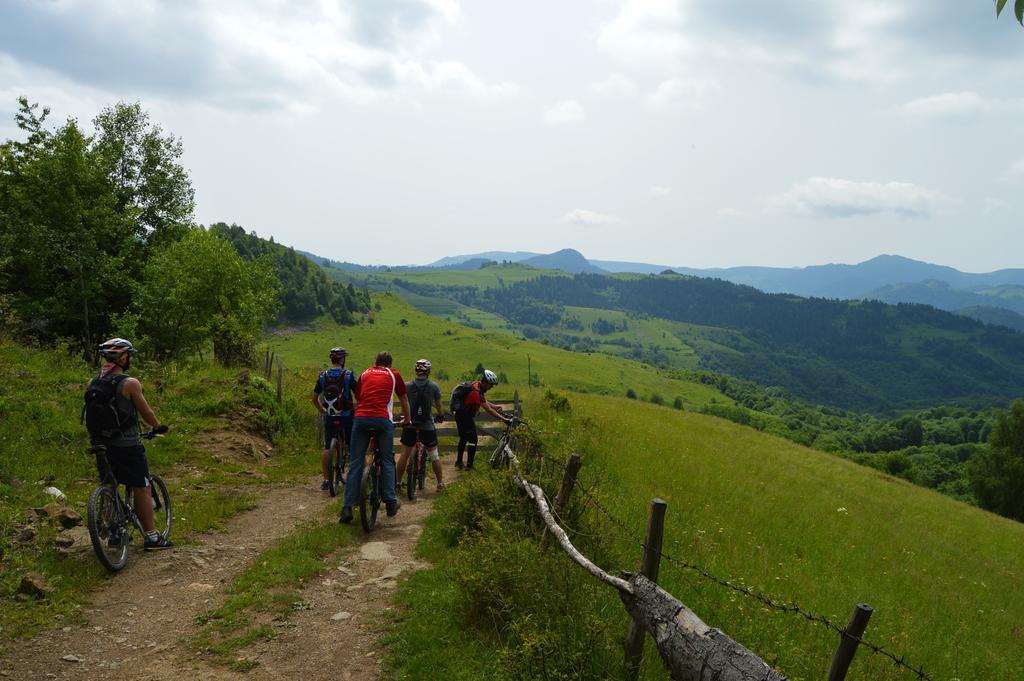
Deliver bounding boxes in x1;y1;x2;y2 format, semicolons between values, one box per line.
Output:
354;366;407;419
462;382;483;416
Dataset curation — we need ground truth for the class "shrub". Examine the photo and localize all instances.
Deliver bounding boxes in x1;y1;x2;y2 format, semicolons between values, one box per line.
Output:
625;388;637;400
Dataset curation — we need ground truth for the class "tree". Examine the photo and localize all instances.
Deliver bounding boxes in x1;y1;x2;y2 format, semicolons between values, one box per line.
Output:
997;0;1024;26
968;400;1024;521
0;99;137;355
92;102;194;251
0;98;195;356
136;228;279;364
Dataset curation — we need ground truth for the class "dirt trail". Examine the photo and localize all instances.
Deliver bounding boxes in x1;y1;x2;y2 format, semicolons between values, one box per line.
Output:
1;459;457;681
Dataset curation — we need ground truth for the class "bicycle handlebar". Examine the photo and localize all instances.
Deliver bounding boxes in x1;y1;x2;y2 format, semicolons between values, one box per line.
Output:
143;424;169;439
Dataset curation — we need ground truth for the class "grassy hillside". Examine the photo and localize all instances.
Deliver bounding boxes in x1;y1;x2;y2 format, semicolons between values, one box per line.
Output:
391;392;1024;680
263;292;725;408
387;271;1024;412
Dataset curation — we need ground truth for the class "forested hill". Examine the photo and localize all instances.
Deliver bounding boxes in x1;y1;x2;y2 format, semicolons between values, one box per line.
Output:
403;273;1024;412
210;223;370;325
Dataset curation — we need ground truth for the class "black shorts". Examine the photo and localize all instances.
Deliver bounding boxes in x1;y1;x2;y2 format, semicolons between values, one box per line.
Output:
324;413;353;450
104;444;151;488
400;425;438;448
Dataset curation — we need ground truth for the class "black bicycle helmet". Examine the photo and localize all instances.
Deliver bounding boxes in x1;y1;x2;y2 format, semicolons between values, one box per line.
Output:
329;347;348;362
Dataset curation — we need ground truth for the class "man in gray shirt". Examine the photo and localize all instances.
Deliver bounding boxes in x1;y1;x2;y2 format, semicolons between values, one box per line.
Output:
396;359;446;492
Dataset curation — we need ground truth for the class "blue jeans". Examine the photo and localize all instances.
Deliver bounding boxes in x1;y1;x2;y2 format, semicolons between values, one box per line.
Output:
344;417;397;507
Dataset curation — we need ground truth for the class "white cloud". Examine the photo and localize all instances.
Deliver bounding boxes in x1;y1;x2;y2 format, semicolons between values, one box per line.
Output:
894;91;1020;116
648;185;672;197
716;207;747;218
558;209;623;225
543;100;585;125
595;1;1023;85
1006;158;1024;176
644;77;718;111
590;73;638;97
768;177;946;219
0;0;515;110
596;0;687;64
983;197;1008;214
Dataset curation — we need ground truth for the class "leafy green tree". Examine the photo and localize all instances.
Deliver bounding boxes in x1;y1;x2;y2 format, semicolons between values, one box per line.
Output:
136;229;279;364
0;98;195;356
968;400;1024;521
0;99;137;355
93;102;194;251
997;0;1024;26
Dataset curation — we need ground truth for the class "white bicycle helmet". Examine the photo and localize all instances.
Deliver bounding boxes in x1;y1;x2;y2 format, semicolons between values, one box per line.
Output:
415;358;432;374
482;369;499;385
98;338;136;360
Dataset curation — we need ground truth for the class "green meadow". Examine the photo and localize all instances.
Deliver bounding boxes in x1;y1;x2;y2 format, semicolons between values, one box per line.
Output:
263;292;725;408
527;393;1024;680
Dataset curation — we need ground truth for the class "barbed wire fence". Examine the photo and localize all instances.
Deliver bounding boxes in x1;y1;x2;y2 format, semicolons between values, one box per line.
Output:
503;426;938;681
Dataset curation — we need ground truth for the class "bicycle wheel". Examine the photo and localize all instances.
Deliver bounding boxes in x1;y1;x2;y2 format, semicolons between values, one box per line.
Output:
126;477;173;540
406;446;417;501
87;485;129;572
328;437;341;497
417;443;427;491
149;475;173;539
360;458;378;532
336;440;347;491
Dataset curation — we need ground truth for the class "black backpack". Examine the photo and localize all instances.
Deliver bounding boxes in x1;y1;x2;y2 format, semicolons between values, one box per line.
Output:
449;382;477;414
321;369;354;415
82;374;132;441
408;381;434;423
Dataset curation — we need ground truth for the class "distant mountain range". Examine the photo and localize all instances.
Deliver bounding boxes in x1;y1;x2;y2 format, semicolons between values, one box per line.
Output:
424;251;1024;331
302;246;1024;331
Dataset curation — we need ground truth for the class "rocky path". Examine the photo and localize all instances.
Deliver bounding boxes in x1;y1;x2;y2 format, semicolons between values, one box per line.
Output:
1;460;455;681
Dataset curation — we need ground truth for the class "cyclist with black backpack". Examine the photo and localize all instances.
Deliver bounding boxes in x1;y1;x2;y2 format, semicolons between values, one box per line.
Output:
452;369;510;471
312;347;357;491
395;359;446;492
83;338;171;550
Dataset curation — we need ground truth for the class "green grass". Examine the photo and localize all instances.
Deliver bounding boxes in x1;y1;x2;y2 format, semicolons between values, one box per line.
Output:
345;262;554;289
526;393;1024;680
192;510;358;669
264;292;727;409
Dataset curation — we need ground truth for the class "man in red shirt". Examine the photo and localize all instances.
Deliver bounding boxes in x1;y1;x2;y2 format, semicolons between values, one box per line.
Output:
341;351;411;524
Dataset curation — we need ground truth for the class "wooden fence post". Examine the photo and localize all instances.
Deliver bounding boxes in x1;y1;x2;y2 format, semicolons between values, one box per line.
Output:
541;454;582;549
624;498;668;681
513;390;521;417
276;356;283;404
264;349;269;379
827;603;874;681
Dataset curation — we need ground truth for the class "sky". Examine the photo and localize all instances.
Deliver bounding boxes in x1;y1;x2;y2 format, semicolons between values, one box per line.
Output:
1;0;1023;271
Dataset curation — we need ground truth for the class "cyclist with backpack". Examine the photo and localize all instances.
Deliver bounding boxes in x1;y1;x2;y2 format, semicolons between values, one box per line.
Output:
340;351;411;524
83;338;171;550
452;369;510;471
312;347;357;491
395;359;446;492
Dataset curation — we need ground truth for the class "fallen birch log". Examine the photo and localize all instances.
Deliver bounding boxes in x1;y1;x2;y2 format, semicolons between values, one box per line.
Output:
621;573;788;681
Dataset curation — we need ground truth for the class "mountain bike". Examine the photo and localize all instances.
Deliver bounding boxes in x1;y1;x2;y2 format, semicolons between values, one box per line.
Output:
325;416;348;497
359;431;385;533
489;415;525;468
86;427;172;572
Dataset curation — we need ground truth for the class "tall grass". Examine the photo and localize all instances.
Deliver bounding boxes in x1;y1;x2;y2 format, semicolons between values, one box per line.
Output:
529;393;1024;680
